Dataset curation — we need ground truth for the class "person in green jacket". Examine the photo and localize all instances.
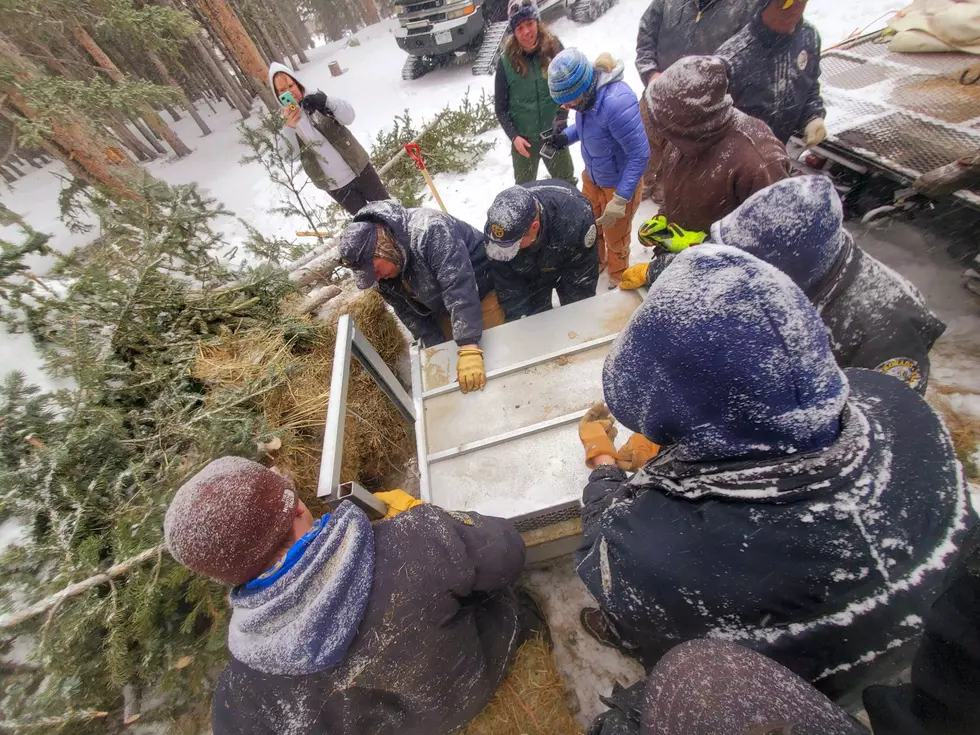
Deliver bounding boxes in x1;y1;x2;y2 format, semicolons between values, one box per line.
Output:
494;0;576;186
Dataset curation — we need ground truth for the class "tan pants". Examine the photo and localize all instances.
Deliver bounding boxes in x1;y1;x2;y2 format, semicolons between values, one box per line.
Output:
583;173;642;286
438;291;506;341
639;100;664;202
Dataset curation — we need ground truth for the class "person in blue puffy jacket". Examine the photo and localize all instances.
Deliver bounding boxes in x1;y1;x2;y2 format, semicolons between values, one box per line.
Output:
548;49;650;288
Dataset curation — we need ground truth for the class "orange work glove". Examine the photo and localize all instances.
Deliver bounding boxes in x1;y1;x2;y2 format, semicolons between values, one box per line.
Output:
374;489;424;519
616;433;660;472
578;403;618;469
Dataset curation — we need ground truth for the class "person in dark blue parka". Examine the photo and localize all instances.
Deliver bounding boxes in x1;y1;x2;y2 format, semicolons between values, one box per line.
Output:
716;0;826;146
576;244;973;706
339;200;504;394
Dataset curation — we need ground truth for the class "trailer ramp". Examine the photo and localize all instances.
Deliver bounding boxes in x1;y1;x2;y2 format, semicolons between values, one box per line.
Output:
412;288;644;562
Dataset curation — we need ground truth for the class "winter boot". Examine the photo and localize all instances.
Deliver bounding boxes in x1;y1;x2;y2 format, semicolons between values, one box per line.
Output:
580;607;635;654
517;589;553;649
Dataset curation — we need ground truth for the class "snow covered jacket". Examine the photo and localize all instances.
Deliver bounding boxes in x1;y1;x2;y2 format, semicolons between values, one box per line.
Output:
579;245;973;703
647;55;789;233
213;501;526;735
635;0;756;85
711;175;946;393
268;63;370;191
352;200;494;347
491;180;599;320
565;60;650;200
716;14;825;144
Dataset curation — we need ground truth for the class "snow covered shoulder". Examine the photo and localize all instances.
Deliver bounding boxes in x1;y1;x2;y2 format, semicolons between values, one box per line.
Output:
577;244;975;703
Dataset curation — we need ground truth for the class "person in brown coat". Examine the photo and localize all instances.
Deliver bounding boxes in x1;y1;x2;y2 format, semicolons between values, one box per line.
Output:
645;55;789;234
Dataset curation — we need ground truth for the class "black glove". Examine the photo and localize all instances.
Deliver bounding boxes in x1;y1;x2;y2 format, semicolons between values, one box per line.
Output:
646;252;676;287
300;91;329;115
550;117;568;138
550;132;570;151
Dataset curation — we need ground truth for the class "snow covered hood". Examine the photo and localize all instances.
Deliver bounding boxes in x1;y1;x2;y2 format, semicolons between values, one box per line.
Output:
603;244;848;463
268;61;312;96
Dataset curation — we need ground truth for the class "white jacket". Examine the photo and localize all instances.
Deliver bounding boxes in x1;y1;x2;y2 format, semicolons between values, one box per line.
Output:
268;62;358;190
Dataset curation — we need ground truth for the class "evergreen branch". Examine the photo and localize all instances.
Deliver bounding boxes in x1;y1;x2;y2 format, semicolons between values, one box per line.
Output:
0;710;109;731
0;544;165;631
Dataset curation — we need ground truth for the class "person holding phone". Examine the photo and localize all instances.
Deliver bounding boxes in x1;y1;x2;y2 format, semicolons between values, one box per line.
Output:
494;0;576;186
268;63;389;215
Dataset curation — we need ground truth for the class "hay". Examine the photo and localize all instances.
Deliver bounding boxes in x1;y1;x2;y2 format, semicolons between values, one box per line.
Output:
463;638;583;735
192;289;413;515
928;388;980;480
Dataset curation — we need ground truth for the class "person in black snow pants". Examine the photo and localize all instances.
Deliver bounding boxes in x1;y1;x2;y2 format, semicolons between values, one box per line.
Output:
716;0;827;146
269;63;389;215
575;244;974;707
588;527;980;735
483;179;599;320
628;175;947;393
339;200;506;394
165;457;531;735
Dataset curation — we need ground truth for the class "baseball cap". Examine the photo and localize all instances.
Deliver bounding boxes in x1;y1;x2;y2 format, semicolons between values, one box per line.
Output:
339;221;379;289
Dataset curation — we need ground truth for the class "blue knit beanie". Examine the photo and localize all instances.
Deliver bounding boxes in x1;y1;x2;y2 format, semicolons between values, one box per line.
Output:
549;48;594;105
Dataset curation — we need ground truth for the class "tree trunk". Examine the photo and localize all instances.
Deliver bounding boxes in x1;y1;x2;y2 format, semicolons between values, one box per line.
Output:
72;25;193;157
274;18;308;66
129;114;168;153
0;81;145;202
195;0;278;110
0;166;16;183
108;115;157;161
147;50;212;136
361;0;382;26
187;32;252;118
162;102;182;121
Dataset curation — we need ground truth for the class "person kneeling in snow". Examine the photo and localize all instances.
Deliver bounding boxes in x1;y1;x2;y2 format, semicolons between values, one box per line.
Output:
716;0;826;147
270;64;388;216
165;457;530;735
339;200;504;394
644;55;789;234
483;180;599;320
576;244;973;704
623;176;946;393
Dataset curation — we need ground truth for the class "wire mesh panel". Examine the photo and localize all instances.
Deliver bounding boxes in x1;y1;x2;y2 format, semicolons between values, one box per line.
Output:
888;73;980;124
511;502;581;534
836;112;980;177
821;54;898;90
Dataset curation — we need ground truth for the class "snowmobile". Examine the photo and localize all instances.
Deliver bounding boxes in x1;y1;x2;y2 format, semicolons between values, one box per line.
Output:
394;0;617;81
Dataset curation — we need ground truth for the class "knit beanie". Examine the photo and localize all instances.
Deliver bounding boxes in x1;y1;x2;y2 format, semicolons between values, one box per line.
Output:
164;457;297;587
548;48;594;104
508;0;540;31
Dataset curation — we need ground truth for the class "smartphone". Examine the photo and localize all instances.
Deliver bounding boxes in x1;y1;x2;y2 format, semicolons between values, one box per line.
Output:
279;91;299;111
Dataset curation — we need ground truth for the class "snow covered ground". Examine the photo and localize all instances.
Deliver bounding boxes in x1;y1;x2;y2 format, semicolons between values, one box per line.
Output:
4;1;978;727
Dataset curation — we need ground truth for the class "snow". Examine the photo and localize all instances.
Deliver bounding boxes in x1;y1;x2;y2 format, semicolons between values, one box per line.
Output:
0;516;27;554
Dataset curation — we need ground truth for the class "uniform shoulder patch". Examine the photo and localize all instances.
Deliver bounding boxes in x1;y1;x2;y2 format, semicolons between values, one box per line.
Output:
584;224;597;249
445;510;475;525
874;357;922;390
797;50;809;71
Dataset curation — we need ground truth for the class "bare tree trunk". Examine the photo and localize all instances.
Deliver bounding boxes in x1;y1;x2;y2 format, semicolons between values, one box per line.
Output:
108;115;157;161
361;0;382;26
0;166;16;183
187;32;252;118
147;50;212;136
72;25;193;157
129;114;168;153
196;0;278;110
273;18;308;66
162;102;182;122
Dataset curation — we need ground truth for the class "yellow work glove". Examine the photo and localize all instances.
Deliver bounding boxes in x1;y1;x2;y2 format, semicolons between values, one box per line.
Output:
620;263;650;290
616;433;660;472
374;489;424;519
457;347;486;394
803;118;827;147
579;403;618;469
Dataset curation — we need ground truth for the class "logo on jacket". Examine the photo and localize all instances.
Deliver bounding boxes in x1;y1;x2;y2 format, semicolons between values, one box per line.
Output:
797;50;809;71
875;357;922;390
446;510;475;526
490;223;505;240
584;224;597;248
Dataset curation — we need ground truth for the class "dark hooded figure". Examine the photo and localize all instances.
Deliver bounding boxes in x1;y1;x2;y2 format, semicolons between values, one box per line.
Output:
709;175;947;393
576;244;973;705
